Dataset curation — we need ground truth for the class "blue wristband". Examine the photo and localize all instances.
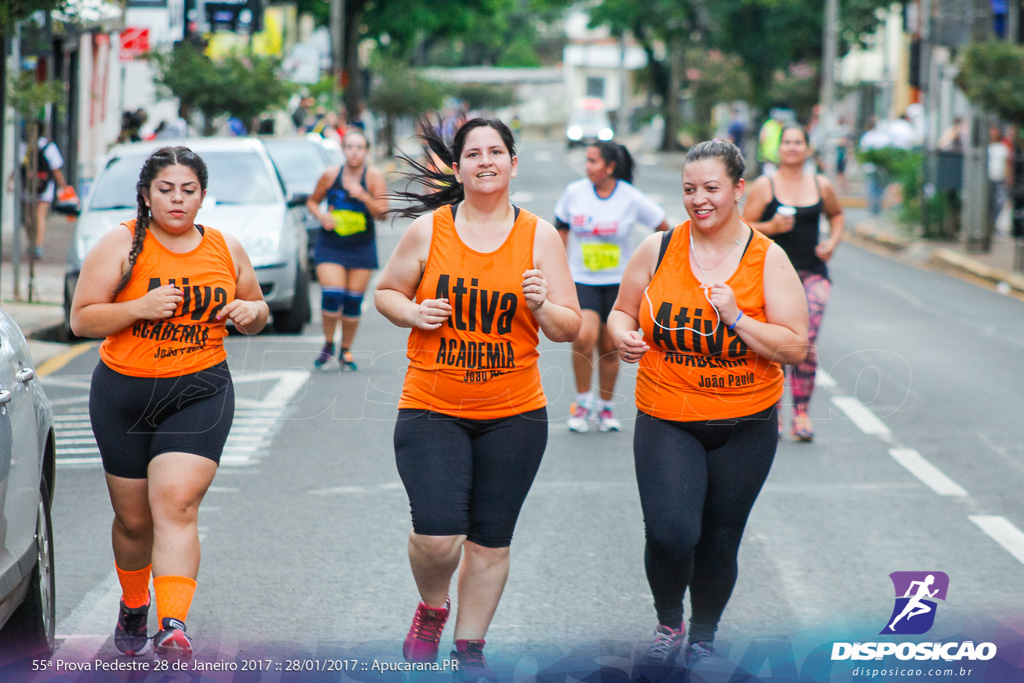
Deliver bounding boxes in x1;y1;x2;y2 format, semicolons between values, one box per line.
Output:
728;311;743;331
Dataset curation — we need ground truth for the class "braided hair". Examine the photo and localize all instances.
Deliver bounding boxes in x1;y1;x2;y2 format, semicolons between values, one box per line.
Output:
590;140;635;184
114;146;208;295
388;117;517;219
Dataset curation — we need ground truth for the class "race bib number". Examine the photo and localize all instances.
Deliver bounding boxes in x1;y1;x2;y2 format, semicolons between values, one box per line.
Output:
331;209;368;237
581;242;621;271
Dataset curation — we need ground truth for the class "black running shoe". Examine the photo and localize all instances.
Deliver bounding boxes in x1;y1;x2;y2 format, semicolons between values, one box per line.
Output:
153;617;193;661
314;343;336;370
451;639;497;683
113;598;150;656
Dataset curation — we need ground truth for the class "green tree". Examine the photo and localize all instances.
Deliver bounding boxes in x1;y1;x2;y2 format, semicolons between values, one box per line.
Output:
716;0;896;111
957;41;1024;126
0;0;66;33
151;43;293;134
367;60;445;155
577;0;895;150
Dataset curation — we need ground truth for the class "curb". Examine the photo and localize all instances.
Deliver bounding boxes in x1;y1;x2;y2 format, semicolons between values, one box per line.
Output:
851;222;1024;296
931;249;1024;295
850;222;913;251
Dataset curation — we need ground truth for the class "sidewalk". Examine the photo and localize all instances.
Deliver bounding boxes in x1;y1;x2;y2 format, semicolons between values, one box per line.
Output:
0;210;80;367
836;172;1024;297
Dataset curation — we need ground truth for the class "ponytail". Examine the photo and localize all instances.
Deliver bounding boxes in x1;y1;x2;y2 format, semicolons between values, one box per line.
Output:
591;141;635;184
388;117;517;220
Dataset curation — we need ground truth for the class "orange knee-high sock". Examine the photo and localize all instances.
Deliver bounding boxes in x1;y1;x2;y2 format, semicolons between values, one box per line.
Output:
115;564;152;609
153;575;197;625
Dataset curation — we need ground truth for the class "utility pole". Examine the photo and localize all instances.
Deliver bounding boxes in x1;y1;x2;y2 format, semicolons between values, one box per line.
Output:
330;0;345;101
962;0;994;253
820;0;839;175
617;32;629;140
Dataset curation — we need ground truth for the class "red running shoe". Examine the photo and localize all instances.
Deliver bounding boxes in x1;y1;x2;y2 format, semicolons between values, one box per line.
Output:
402;597;450;662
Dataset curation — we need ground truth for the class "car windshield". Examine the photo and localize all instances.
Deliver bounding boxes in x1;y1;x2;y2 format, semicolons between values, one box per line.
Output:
87;150;280;209
572;111;610;127
262;140;329;189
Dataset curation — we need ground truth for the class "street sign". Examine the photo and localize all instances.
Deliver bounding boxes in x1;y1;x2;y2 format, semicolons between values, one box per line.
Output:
119;27;151;61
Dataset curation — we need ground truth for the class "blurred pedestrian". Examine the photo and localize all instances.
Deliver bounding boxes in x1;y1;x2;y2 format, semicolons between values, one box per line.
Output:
988;124;1012;235
375;118;580;681
727;108;745;148
69;146;269;663
554;141;668;434
305;129;388;370
24;127;70;260
858;117;891;215
758;109;785;175
743;124;845;441
607;138;808;677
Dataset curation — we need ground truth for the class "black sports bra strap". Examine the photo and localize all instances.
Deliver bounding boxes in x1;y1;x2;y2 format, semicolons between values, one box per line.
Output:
656;228;674;272
195;224;205;236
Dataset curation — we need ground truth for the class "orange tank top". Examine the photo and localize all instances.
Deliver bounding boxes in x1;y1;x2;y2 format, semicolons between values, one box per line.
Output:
99;220;236;378
635;221;784;421
398;205;546;419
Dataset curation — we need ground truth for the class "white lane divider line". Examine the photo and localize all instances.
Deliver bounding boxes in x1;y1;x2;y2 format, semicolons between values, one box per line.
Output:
831;396;891;436
889;448;968;497
815;368;836;388
970;515;1024;566
52;573;121;662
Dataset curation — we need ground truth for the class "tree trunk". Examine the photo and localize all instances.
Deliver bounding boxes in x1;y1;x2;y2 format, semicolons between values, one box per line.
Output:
661;32;685;152
342;0;364;116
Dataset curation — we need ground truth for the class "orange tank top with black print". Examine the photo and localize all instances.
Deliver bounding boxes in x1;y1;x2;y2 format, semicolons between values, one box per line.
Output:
399;205;546;419
99;220;236;378
635;221;784;421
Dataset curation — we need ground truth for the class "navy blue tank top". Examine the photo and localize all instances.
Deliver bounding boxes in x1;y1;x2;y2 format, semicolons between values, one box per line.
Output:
324;166;375;247
759;175;828;279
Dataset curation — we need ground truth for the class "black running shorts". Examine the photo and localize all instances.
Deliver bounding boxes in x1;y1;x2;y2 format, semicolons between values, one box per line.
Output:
394;407;548;548
89;361;235;479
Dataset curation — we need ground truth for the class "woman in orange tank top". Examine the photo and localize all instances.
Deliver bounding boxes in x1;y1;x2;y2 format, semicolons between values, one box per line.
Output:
376;118;580;679
70;147;268;662
607;140;808;675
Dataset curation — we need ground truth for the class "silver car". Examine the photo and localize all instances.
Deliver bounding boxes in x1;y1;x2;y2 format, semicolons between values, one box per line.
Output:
0;309;56;656
260;135;343;267
63;138;311;335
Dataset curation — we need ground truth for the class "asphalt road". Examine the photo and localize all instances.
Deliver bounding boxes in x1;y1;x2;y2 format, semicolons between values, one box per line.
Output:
28;137;1024;681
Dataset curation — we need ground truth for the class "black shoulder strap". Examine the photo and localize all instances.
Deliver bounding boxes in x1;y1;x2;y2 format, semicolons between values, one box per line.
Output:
195;224;205;236
513;205;521;222
656;228;674;272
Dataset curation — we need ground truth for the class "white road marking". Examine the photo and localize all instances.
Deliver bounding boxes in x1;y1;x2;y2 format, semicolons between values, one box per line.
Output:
52;573;121;662
970;515;1024;566
815;368;836;388
831;396;891;436
889;448;968;497
56;370;310;469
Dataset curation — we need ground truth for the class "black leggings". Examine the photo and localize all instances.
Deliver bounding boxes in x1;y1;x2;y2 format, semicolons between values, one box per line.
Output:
394;408;547;548
633;406;778;641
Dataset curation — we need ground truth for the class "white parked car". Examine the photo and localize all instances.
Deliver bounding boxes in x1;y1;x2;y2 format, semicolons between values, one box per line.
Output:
63;137;311;336
0;309;56;656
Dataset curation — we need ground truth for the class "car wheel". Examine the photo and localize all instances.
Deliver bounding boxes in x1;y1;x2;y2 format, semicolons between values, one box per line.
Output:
272;266;311;334
0;481;56;657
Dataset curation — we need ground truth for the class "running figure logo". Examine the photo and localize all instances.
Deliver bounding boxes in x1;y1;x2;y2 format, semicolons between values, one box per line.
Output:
880;571;949;635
